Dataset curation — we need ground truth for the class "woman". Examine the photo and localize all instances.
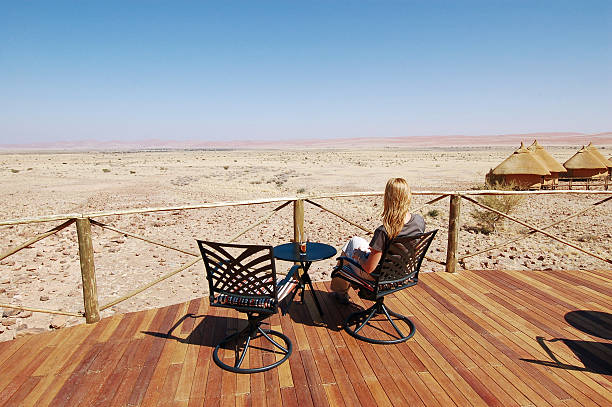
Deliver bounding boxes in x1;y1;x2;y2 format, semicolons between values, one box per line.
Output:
331;177;425;304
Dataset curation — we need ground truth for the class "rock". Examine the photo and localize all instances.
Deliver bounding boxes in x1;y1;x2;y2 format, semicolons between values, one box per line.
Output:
40;295;50;301
50;315;69;329
17;311;33;318
0;279;9;284
0;325;4;333
538;255;545;261
0;288;5;294
2;309;20;317
1;318;16;327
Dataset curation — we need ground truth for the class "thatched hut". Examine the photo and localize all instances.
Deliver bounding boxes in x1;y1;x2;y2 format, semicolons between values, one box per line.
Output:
487;142;550;189
563;146;608;178
585;142;612;176
527;140;566;186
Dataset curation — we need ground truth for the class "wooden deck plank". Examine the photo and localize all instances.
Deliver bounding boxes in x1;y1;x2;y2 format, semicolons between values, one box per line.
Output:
419;275;564;405
430;272;592;399
420;276;577;401
460;272;612;404
0;269;610;407
346;295;423;407
433;272;611;407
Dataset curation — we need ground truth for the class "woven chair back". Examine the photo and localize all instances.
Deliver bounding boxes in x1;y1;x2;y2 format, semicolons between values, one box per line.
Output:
197;240;279;313
375;230;438;297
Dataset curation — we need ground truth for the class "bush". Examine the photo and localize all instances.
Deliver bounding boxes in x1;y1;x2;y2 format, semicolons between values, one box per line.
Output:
469;182;524;234
427;209;440;218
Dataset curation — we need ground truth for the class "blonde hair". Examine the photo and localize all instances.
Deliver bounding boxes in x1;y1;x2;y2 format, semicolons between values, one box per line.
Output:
382;178;412;238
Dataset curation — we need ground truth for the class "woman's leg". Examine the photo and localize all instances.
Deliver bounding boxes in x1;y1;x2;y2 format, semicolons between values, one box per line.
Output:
331;237;371;301
331;249;350;294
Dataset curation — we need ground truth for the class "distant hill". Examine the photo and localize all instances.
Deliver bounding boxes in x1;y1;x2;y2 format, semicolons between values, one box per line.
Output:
1;132;611;151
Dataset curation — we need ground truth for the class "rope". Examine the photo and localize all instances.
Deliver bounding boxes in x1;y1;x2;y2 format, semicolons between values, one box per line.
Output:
305;199;373;234
90;220;199;257
0;303;82;317
99;257;202;311
0;219;75;262
460;195;612;261
228;201;291;242
461;195;611;265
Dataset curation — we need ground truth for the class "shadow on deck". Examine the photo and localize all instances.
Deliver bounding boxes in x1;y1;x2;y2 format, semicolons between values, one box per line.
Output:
0;269;611;406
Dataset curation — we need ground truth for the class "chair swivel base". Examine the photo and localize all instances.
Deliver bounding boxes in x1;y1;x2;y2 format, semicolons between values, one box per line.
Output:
213;324;292;374
344;300;415;345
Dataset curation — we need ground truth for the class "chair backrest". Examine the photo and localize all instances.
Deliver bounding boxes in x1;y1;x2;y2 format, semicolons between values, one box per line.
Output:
196;240;279;313
374;229;438;297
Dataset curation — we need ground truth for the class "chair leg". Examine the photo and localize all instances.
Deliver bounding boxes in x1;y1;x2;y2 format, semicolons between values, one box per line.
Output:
344;299;416;344
212;313;292;373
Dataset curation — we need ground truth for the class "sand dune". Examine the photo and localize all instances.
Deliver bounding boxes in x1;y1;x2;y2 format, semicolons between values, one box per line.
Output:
1;132;611;151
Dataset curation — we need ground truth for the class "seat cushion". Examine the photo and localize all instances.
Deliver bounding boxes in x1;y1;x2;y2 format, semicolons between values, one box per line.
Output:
213;294;276;309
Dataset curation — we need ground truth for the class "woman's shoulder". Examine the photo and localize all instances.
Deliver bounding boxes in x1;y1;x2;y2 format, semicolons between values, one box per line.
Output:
404;213;426;234
414;213;425;226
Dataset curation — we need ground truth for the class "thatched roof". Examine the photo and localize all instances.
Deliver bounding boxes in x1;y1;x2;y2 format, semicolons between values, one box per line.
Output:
563;146;607;170
585;142;612;168
527;140;567;173
492;142;550;175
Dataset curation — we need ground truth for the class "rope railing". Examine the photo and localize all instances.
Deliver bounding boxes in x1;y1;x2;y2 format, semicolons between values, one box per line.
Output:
459;195;612;262
97;200;293;311
3;189;610;226
1;189;610;324
90;220;200;257
460;195;612;265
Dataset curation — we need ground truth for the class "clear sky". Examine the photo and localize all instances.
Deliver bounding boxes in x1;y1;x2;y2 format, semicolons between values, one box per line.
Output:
1;0;611;143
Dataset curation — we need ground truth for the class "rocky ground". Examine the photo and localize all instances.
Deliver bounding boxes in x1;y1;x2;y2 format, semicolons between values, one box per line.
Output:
1;148;610;341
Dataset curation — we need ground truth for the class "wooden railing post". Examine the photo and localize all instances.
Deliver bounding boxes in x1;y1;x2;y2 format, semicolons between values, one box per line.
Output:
293;199;304;243
445;194;461;273
76;217;100;323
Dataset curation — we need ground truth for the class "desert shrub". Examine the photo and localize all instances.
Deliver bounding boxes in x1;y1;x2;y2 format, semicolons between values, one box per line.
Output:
427;209;440;218
10;169;19;173
102;168;111;173
469;181;524;234
296;188;306;194
130;170;136;174
223;165;229;170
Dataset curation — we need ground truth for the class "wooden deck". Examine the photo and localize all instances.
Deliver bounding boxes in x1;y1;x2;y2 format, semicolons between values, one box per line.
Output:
0;269;610;406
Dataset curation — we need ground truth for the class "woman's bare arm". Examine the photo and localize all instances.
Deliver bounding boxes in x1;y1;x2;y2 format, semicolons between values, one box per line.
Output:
362;248;382;274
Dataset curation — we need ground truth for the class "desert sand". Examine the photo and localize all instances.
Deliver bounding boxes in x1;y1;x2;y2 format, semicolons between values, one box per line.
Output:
1;146;610;341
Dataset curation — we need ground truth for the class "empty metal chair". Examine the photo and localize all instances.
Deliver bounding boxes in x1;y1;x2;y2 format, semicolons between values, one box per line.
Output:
197;240;298;373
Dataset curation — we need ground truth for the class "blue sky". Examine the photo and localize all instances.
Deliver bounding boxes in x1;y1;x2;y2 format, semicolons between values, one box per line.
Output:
1;0;611;143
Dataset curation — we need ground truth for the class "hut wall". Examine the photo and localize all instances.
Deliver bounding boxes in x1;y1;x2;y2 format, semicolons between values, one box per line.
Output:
566;168;607;178
501;174;543;189
542;173;560;185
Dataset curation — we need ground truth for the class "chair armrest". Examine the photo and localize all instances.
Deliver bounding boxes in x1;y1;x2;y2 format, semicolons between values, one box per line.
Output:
334;256;366;273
